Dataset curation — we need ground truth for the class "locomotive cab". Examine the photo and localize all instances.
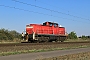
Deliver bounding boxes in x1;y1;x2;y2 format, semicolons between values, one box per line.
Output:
43;22;59;27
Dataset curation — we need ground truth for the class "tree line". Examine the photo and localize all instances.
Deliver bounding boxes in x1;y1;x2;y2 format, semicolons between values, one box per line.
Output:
0;28;22;40
68;31;90;40
0;28;89;41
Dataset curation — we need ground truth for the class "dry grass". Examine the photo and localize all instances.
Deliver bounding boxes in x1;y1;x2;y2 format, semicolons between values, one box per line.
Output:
0;39;21;43
36;51;90;60
65;39;90;42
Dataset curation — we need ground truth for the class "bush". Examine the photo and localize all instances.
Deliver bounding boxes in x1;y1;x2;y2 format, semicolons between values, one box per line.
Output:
81;35;88;40
68;31;77;39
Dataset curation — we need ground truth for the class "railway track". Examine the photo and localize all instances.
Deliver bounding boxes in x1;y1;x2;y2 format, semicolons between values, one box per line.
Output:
0;41;90;47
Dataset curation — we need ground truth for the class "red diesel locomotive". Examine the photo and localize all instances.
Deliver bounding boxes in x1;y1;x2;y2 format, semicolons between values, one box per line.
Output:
25;22;67;42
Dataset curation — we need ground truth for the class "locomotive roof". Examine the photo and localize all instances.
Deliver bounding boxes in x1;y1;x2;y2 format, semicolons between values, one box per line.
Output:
44;22;58;25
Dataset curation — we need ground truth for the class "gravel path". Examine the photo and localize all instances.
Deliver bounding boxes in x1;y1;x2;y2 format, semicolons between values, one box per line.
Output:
0;47;90;60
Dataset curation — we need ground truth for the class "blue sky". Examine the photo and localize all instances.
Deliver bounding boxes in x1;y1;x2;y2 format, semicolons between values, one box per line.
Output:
0;0;90;36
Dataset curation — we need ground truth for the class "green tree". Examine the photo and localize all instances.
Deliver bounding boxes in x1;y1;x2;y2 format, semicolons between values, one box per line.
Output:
68;31;77;39
0;28;22;40
0;28;14;40
0;33;8;40
9;30;22;39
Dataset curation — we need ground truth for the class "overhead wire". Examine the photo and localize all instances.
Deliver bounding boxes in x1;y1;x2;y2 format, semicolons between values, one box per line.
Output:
36;0;90;20
0;4;71;20
36;0;70;13
0;4;89;24
0;5;51;16
12;0;90;21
